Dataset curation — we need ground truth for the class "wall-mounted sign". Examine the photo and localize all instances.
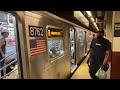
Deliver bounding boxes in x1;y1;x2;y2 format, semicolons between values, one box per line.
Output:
29;25;44;37
47;27;63;38
114;23;120;37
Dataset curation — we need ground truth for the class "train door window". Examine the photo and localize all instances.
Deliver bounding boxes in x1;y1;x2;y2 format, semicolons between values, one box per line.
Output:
47;26;64;62
87;32;93;52
0;11;21;79
70;28;77;73
79;30;86;58
84;31;87;54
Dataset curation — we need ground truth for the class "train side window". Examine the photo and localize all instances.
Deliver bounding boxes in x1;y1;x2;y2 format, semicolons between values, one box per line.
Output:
47;26;64;61
48;39;64;59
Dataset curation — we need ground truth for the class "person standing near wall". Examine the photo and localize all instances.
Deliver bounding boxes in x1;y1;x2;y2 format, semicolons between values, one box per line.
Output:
87;30;111;79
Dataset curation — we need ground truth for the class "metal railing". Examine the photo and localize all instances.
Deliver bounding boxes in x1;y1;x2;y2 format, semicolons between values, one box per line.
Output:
0;59;17;71
0;52;19;79
0;52;16;63
0;66;18;79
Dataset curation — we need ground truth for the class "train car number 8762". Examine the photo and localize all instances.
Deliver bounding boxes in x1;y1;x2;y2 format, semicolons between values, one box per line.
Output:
29;26;44;37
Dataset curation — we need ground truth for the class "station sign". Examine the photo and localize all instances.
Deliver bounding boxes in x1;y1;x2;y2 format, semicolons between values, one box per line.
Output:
29;25;44;37
47;27;63;38
114;23;120;37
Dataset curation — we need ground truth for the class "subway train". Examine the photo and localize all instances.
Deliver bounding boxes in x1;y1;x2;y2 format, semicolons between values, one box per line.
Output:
0;11;96;79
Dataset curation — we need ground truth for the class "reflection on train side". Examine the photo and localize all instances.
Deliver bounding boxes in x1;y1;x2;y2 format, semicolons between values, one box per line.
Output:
48;39;64;59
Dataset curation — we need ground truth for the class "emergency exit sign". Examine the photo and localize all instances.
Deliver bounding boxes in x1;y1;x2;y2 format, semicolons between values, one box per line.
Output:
114;23;120;37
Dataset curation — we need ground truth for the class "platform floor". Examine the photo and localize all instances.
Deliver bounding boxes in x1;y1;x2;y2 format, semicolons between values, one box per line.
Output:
71;56;111;79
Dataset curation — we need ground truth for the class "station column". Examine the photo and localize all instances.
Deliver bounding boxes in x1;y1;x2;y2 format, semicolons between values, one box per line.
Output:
110;11;120;79
105;11;120;79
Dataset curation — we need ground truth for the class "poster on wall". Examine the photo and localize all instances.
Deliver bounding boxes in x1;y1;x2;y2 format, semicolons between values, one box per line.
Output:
114;23;120;37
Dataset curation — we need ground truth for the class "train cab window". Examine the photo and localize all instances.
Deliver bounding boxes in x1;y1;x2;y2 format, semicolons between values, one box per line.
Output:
47;26;64;61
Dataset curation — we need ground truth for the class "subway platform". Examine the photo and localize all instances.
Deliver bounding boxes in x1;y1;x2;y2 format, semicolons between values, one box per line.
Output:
71;55;111;79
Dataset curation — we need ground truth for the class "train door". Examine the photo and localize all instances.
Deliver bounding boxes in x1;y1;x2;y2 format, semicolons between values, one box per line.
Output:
84;31;88;55
69;28;77;73
0;11;23;79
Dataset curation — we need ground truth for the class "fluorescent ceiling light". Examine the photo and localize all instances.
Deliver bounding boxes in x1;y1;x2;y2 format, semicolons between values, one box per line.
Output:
93;22;96;25
91;17;94;22
93;22;99;30
86;11;92;17
86;11;99;30
74;11;89;27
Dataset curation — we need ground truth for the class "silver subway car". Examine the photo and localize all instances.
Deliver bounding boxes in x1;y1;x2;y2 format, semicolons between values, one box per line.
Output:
0;11;96;79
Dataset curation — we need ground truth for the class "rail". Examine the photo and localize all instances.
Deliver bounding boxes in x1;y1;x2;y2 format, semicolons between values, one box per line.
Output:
0;59;18;79
0;52;18;79
0;52;16;63
0;67;18;79
0;59;17;71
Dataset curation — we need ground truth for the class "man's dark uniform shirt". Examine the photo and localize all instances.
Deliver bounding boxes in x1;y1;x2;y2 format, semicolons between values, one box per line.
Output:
90;37;111;64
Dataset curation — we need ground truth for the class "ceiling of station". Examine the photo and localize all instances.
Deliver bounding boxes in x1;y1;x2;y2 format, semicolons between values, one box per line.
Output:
91;11;105;30
48;11;106;33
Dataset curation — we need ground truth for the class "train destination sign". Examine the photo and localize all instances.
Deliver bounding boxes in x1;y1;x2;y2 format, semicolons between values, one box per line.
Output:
47;27;63;38
29;25;44;37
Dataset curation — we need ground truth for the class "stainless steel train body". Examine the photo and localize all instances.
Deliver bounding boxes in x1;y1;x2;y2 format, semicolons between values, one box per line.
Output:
0;11;96;79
